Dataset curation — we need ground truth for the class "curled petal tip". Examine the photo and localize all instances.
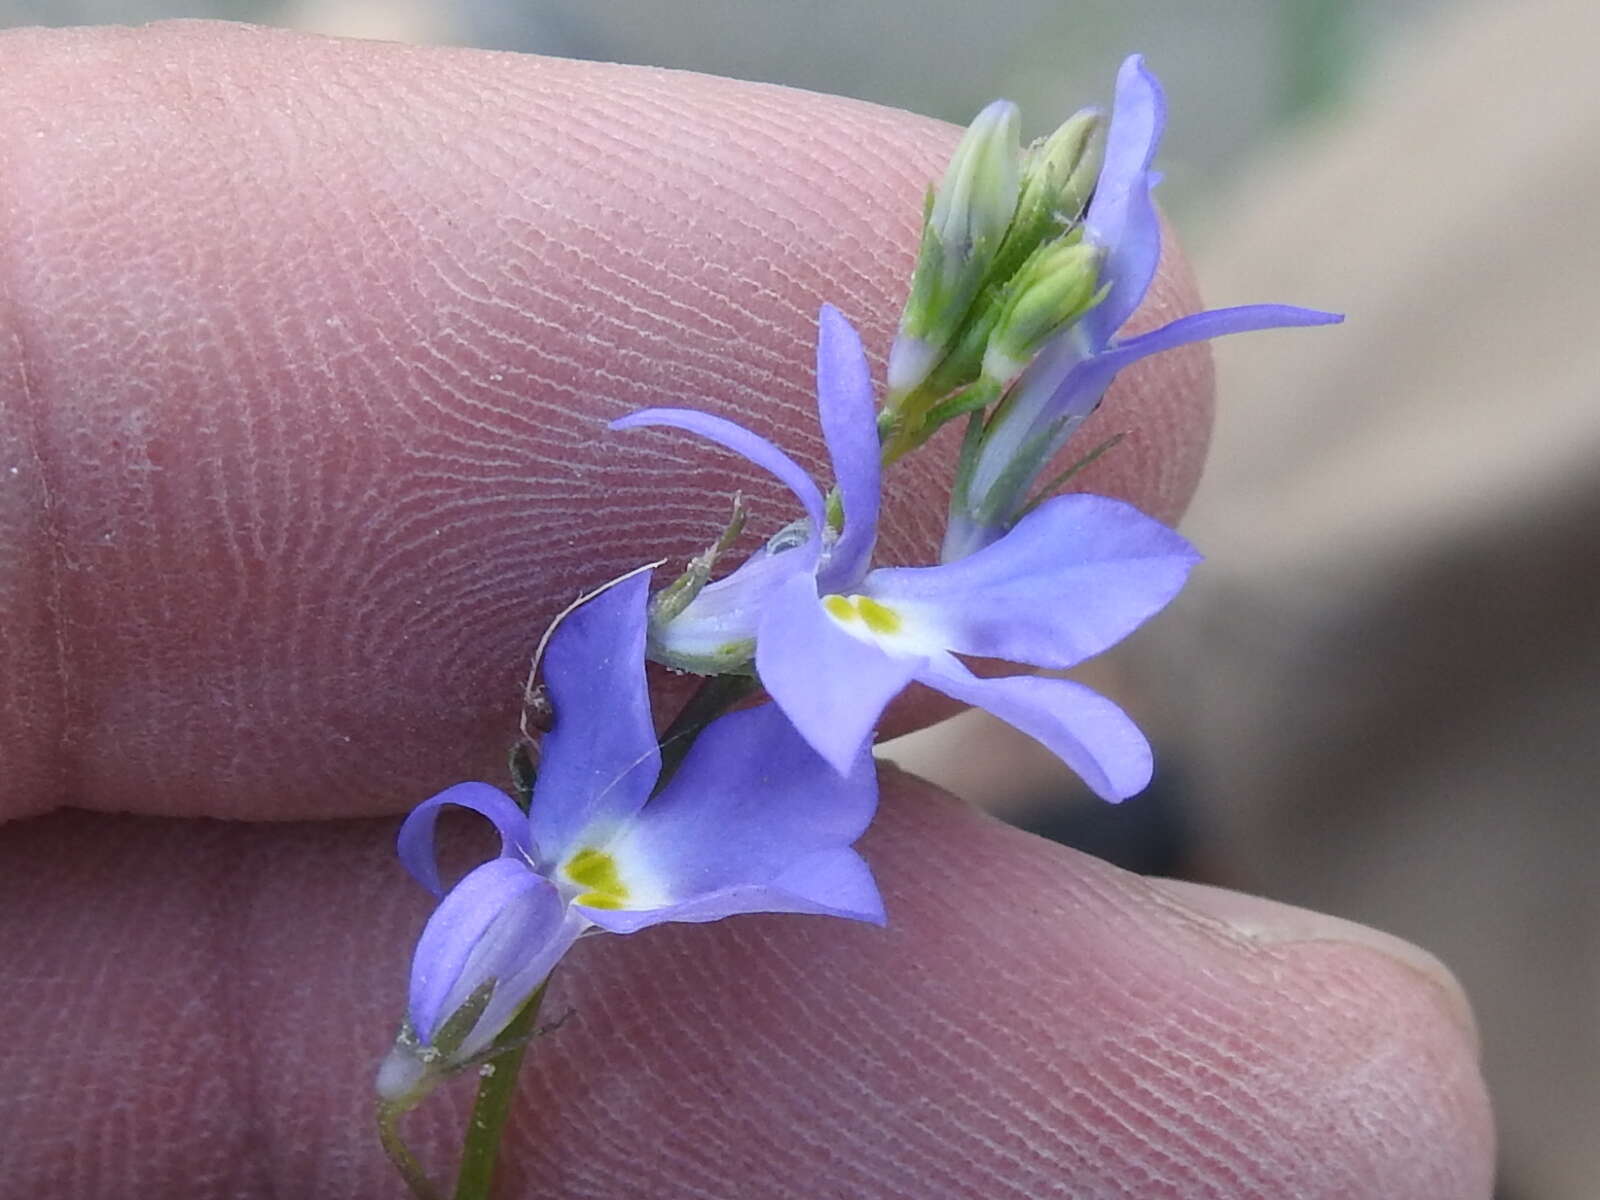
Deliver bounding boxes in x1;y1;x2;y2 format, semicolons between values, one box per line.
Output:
608;410;653;432
1264;305;1345;328
1118;53;1162;104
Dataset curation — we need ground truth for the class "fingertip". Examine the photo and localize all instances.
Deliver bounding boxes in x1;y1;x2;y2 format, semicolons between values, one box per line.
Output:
861;776;1494;1197
1148;877;1481;1053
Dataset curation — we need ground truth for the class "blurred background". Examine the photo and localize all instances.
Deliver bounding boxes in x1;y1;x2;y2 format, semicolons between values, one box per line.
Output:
5;1;1591;1196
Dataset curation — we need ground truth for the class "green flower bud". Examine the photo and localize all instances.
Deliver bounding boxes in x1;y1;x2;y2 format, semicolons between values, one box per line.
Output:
982;239;1106;386
995;108;1104;281
890;100;1021;395
928;100;1022;263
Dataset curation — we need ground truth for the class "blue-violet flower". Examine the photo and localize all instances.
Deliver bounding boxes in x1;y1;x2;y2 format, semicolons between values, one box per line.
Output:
614;305;1199;800
377;571;883;1099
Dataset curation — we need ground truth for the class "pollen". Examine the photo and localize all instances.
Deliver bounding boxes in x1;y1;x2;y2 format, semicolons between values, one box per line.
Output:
565;846;629;909
822;592;903;636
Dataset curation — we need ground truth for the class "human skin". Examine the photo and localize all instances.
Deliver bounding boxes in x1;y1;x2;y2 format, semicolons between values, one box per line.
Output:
0;21;1492;1199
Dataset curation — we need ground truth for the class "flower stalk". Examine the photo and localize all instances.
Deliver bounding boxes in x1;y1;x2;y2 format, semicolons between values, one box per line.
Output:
377;1101;444;1200
452;983;548;1200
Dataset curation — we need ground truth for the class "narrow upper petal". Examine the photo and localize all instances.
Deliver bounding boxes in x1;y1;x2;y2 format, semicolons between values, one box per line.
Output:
755;569;919;774
957;302;1344;556
527;571;661;864
918;654;1153;801
611;407;825;562
813;304;881;592
1042;303;1344;438
1083;55;1166;343
406;858;570;1051
865;494;1200;670
396;781;534;897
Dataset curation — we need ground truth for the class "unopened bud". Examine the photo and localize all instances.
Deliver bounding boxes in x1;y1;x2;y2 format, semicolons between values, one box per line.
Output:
928;99;1021;260
1013;109;1103;250
890;100;1021;395
982;240;1105;386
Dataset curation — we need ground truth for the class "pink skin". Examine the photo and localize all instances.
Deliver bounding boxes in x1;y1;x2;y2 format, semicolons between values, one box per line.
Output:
0;22;1491;1198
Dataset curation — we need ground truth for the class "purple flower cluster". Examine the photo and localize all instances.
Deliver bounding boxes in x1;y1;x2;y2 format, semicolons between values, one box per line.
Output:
381;55;1342;1093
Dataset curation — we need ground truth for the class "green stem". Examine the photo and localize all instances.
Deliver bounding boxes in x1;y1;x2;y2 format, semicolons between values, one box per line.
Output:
655;673;759;789
452;983;548;1200
378;1100;445;1200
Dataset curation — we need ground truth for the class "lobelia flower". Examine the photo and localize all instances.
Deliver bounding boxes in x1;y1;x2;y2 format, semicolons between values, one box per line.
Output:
613;305;1199;801
376;571;882;1103
944;54;1344;560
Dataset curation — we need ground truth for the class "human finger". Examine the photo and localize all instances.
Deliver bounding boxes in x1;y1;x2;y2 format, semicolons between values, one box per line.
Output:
0;769;1488;1198
0;22;1211;821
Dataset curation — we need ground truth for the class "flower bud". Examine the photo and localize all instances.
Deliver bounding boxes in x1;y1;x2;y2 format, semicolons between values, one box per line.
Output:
1001;109;1103;272
889;100;1021;395
928;99;1022;260
981;239;1106;386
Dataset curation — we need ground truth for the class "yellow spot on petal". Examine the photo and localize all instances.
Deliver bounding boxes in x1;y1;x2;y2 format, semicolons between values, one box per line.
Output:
564;846;628;909
822;592;904;636
822;594;857;623
855;596;902;635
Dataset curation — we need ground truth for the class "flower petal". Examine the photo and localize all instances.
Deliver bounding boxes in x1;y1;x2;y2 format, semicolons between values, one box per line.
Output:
918;654;1152;801
755;569;919;774
580;702;882;930
1041;303;1345;439
528;571;660;864
456;907;586;1066
582;847;885;932
407;858;573;1053
767;846;886;924
611;407;825;561
396;781;534;897
1083;54;1166;343
959;302;1345;559
867;494;1199;670
813;304;881;592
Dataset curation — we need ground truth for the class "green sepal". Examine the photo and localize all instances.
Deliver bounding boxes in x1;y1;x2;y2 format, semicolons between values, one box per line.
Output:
507;742;537;812
1013;432;1127;520
648;494;747;627
644;636;756;677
